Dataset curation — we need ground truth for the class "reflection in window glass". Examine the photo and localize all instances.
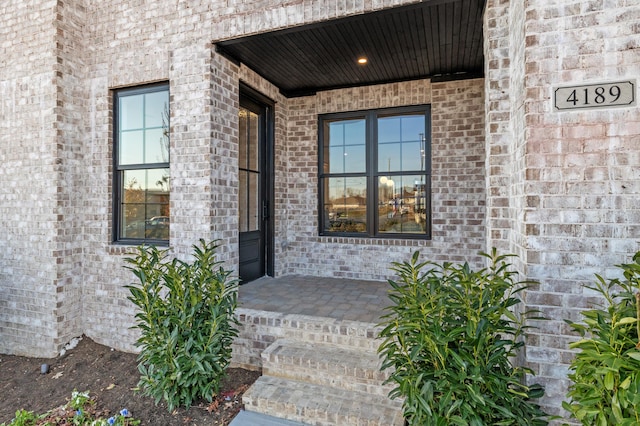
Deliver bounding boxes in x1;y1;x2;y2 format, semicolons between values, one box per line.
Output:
120;96;143;130
319;106;430;238
378;114;426;172
323;177;367;233
324;119;366;174
239;170;248;233
119;130;144;165
378;174;428;234
144;91;169;128
120;168;170;240
115;83;170;243
144;128;168;163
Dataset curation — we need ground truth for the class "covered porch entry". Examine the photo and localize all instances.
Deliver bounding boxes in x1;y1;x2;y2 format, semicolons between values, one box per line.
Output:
217;1;486;423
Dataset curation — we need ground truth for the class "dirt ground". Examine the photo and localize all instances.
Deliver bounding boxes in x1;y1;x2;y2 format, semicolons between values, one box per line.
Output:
0;336;260;425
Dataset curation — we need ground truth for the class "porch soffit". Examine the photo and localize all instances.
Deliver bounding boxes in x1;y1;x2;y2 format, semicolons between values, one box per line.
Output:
215;0;486;98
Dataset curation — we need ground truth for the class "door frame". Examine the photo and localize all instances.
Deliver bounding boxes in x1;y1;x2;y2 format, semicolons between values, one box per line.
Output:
239;83;275;279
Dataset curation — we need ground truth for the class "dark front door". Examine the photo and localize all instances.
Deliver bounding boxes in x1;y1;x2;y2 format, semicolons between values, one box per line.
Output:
238;91;272;283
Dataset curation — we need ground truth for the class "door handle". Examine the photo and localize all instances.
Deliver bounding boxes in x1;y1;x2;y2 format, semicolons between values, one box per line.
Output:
262;200;269;220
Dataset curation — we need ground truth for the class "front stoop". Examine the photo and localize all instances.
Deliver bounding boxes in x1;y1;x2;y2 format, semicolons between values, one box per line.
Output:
241;338;404;425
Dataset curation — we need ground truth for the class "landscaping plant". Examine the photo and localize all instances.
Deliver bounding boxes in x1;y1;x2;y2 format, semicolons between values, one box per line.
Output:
563;251;640;426
125;239;239;411
0;390;139;426
378;249;548;425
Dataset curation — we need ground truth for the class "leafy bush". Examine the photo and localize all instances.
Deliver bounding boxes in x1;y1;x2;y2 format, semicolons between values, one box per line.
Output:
0;409;39;426
125;239;239;412
378;249;548;425
0;390;138;426
563;251;640;425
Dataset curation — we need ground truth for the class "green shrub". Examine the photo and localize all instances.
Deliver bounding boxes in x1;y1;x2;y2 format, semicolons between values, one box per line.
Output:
0;410;39;426
0;390;139;426
125;239;239;412
378;249;548;425
563;251;640;426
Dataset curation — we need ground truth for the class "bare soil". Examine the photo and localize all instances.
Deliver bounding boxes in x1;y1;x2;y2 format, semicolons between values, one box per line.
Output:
0;336;260;425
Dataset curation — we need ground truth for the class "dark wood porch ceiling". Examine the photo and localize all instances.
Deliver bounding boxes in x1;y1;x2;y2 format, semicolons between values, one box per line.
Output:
215;0;486;98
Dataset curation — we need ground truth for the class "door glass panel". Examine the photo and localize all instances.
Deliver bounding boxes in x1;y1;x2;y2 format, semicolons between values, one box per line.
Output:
239;106;260;234
239;170;248;232
248;171;259;231
248;111;259;171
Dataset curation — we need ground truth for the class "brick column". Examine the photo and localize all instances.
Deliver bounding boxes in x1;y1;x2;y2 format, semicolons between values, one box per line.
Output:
169;44;240;266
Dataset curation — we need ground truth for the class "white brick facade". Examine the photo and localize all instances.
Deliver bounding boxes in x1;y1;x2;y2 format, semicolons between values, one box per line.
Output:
1;0;638;419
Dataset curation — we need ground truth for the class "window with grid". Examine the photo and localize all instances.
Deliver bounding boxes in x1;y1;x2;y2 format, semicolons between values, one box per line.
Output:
319;105;431;238
113;83;170;244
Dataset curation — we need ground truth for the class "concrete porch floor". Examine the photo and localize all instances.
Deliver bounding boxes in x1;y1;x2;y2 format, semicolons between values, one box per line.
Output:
238;275;392;324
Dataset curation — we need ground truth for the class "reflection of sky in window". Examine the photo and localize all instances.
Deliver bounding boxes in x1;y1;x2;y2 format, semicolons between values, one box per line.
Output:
145;91;168;128
378;115;425;172
327;119;366;173
119;90;169;166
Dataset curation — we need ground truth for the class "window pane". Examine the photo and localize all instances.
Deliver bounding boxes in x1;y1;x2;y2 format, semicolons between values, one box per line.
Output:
323;177;367;233
144;128;168;163
120;95;143;130
401;115;424;141
324;119;365;173
343;144;366;173
378;143;400;172
378;116;400;143
377;114;426;173
119;130;144;165
378;174;428;235
145;91;169;128
401;141;423;171
343;120;365;144
121;204;146;239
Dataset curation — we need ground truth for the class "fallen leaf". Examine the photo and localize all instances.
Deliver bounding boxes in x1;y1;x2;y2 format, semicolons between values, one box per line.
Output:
106;383;115;390
52;372;63;379
206;400;220;413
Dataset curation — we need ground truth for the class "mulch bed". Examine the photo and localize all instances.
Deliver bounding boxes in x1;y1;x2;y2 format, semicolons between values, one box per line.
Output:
0;336;260;425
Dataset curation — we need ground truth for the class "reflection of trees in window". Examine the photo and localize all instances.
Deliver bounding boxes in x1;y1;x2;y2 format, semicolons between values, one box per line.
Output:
114;83;170;243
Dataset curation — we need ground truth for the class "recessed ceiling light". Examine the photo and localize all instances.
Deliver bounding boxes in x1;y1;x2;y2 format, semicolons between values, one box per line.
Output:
357;57;368;65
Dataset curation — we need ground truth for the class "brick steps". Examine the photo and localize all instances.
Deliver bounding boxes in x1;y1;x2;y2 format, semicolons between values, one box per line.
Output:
261;339;395;397
242;375;404;426
237;312;405;425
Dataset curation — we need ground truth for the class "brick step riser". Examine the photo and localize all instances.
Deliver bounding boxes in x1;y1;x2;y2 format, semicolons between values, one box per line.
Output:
232;308;384;370
261;342;395;397
262;364;395;397
242;376;405;426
